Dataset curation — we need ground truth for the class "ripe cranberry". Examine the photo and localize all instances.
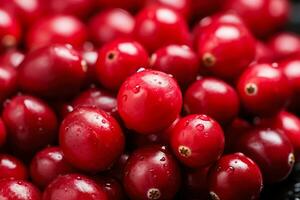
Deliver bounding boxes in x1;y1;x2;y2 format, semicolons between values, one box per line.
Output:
18;44;87;99
232;128;294;183
150;45;199;88
147;0;191;18
0;8;21;50
133;5;190;52
72;88;118;117
124;145;181;200
82;49;98;84
170;114;225;168
117;70;182;134
0;179;41;200
30;146;75;189
88;9;135;47
0;49;24;68
0;64;17;103
268;32;300;61
237;63;291;117
96;39;149;91
254;41;274;63
97;0;145;11
208;153;263;200
190;0;223;19
96;176;125;200
184;78;239;125
223;0;290;38
43;174;108;200
2;95;58;154
0;154;27;180
0;118;6;147
59;107;125;172
197;17;255;80
26;15;87;50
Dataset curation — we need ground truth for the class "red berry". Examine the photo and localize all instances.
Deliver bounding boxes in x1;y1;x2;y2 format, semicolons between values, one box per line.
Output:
254;41;274;63
123;145;181;200
3;95;58;155
147;0;191;18
88;9;135;47
208;153;263;200
170;114;225;168
96;176;125;200
117;70;182;134
82;49;98;84
26;15;87;50
43;174;108;200
0;179;41;200
0;118;6;147
96;39;149;90
59;107;125;172
0;154;27;180
0;49;24;68
30;146;75;189
232;128;294;183
18;44;87;99
150;44;199;88
0;64;17;103
184;78;239;125
133;5;190;52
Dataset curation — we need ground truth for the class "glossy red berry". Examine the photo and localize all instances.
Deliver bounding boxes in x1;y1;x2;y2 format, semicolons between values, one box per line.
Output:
59;107;125;172
3;95;58;154
0;64;17;103
208;153;263;200
18;44;87;99
117;70;182;134
0;118;6;147
133;5;190;52
237;63;291;116
254;41;274;63
43;174;108;200
26;15;87;50
184;78;239;125
96;39;149;90
0;179;41;200
96;176;125;200
150;44;199;88
0;154;27;180
88;9;135;47
0;49;24;68
124;145;181;200
232;128;294;183
147;0;191;18
170;114;225;168
223;0;290;38
30;146;75;189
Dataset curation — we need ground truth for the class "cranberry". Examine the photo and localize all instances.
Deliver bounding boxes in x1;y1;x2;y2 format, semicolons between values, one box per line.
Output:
147;0;191;18
97;0;145;11
72;88;118;117
123;145;181;200
0;118;6;147
184;78;239;125
254;41;274;63
18;44;87;99
43;174;108;200
88;9;135;47
0;179;41;200
30;146;75;189
170;114;225;168
117;70;182;134
0;49;24;68
150;45;199;88
0;8;21;50
96;39;149;91
208;153;263;200
223;0;290;38
96;176;125;200
197;17;255;80
0;154;27;180
133;5;190;52
2;95;58;154
59;107;125;172
26;15;87;50
232;128;294;183
0;64;17;103
82;49;98;84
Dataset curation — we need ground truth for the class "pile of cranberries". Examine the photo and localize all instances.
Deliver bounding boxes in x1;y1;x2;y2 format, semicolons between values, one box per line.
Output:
0;0;299;199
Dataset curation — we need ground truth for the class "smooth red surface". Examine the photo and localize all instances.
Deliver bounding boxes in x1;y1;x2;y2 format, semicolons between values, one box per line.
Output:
96;39;149;90
184;78;239;125
255;41;274;63
170;114;225;168
147;0;191;18
123;145;181;200
59;107;125;172
0;118;6;147
96;176;125;200
30;146;75;188
43;174;108;200
117;70;182;134
0;154;28;180
18;44;86;99
208;153;263;200
2;95;58;154
0;49;24;68
0;64;17;103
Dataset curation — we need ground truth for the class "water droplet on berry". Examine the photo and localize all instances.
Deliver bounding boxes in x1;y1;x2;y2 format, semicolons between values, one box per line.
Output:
196;124;204;131
122;95;127;101
133;85;141;93
160;157;166;162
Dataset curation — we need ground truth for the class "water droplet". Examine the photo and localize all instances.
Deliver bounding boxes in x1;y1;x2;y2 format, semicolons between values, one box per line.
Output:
227;166;234;173
133;85;140;93
122;95;127;101
65;127;69;131
160;157;166;162
196;124;204;131
105;182;111;187
137;67;146;72
168;74;173;78
184;120;190;126
198;115;209;121
101;119;107;124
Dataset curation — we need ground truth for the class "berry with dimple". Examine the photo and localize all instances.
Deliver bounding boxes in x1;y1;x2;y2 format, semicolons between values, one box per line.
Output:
0;154;28;180
0;64;17;104
170;114;225;168
117;69;182;134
